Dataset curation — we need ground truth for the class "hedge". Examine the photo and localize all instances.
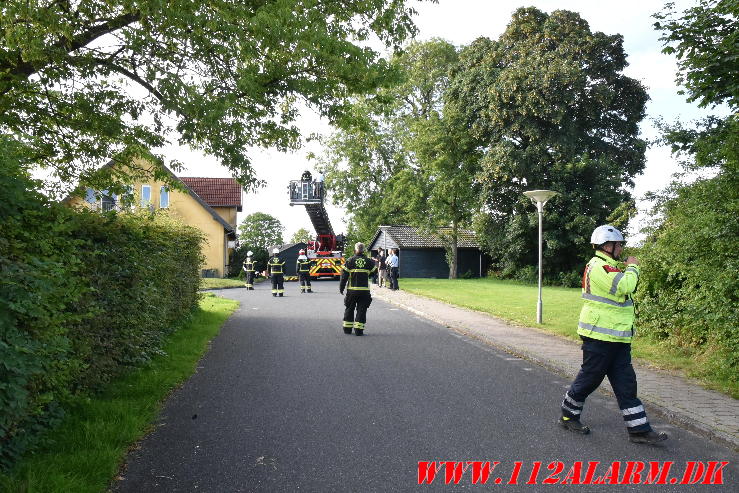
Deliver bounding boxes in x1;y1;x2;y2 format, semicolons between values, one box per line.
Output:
0;145;205;470
635;168;739;392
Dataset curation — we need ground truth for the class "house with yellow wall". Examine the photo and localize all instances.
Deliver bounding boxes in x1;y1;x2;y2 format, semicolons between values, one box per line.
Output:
65;160;242;278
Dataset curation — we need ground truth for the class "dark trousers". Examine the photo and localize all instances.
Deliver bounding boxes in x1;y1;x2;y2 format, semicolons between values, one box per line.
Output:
561;337;651;433
299;272;312;291
270;274;284;295
343;291;372;330
245;271;255;288
389;267;399;290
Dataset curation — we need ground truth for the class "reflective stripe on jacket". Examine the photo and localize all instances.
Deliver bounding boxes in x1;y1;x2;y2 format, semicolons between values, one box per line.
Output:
340;255;377;292
297;258;311;273
243;260;255;272
577;251;640;343
268;256;285;274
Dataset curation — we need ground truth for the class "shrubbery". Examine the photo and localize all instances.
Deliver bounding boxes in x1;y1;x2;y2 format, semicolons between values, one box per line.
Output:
636;168;738;392
0;143;204;469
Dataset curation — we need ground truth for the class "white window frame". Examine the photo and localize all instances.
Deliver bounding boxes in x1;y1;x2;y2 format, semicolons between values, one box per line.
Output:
141;185;151;207
160;186;169;208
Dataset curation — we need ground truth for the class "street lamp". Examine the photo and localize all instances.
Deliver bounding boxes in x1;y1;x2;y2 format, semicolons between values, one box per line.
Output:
523;190;558;324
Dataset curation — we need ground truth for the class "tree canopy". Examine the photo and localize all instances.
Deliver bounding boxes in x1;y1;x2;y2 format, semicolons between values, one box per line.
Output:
317;39;481;277
448;7;648;281
635;0;738;390
289;227;313;244
238;212;284;253
0;0;431;195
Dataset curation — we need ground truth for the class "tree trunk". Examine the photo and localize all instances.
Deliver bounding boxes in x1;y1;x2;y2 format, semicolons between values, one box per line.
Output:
449;220;458;279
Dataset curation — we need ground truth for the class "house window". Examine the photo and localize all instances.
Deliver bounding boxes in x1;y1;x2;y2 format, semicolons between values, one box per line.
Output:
141;185;151;207
160;186;169;208
101;190;116;212
85;188;97;205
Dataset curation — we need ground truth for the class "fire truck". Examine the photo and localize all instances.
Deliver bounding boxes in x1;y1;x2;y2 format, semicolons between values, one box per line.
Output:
288;171;345;278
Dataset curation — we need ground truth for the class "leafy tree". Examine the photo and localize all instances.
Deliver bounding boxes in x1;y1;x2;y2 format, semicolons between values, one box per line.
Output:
448;7;648;283
635;0;738;391
317;39;481;277
653;0;738;109
0;0;430;196
238;212;284;254
290;227;313;244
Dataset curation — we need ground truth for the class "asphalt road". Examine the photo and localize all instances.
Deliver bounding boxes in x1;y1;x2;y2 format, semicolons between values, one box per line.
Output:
116;281;738;492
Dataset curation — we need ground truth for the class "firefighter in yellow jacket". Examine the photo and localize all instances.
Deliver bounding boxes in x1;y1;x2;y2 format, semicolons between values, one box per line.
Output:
267;248;286;297
558;225;667;444
242;251;256;290
339;242;376;336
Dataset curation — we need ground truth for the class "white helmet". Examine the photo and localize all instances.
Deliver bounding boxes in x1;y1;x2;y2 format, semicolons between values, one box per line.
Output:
272;248;279;254
590;225;624;246
246;251;253;257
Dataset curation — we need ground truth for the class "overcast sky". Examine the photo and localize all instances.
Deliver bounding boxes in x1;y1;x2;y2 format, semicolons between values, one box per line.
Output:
166;0;715;242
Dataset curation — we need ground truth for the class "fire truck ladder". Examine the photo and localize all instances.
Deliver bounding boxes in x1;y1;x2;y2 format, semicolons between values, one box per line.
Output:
288;173;342;252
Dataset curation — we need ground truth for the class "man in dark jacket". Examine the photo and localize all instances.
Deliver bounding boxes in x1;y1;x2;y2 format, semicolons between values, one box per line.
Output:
267;248;286;297
296;249;313;293
242;250;256;290
339;242;376;336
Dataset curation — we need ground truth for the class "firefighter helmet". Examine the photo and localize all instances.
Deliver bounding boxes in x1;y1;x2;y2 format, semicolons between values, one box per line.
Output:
590;225;624;246
299;249;305;254
246;250;253;257
272;247;279;254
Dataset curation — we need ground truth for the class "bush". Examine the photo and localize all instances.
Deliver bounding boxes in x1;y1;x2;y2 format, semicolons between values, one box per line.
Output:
636;169;739;390
0;143;204;469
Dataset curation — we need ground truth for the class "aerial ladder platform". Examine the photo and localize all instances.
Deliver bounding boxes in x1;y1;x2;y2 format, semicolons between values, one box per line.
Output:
288;171;345;278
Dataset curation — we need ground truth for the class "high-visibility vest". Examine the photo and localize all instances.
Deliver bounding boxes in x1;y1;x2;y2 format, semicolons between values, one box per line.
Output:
268;257;285;274
577;251;640;343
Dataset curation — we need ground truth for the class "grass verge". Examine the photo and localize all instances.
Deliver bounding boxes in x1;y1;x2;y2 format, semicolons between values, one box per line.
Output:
200;277;249;289
399;278;735;398
0;293;238;493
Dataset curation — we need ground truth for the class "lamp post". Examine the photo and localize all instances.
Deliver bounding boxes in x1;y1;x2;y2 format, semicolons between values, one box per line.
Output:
523;190;558;324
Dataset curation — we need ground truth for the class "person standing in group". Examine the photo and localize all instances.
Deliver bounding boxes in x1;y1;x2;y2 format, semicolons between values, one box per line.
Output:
377;249;387;288
558;225;668;444
387;248;399;290
296;249;313;293
243;251;256;290
339;242;376;336
267;248;286;297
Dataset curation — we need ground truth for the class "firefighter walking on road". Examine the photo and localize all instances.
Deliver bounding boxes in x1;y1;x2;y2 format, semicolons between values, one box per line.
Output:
243;251;256;290
558;225;668;444
296;249;313;293
339;242;376;336
267;248;286;297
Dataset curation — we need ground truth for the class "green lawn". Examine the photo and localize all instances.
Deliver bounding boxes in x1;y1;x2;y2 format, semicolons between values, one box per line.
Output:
0;293;238;493
400;278;729;396
401;278;581;339
200;277;249;289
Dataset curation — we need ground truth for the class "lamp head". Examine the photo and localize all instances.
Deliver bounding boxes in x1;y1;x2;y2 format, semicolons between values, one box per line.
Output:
523;190;558;205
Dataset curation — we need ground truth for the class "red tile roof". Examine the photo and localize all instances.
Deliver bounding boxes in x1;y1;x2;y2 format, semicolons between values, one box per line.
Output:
180;177;242;209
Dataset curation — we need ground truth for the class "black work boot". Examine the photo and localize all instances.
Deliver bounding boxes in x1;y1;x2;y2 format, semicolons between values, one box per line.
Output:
272;293;277;297
279;293;283;297
343;327;352;334
629;431;668;444
558;417;590;434
354;329;364;336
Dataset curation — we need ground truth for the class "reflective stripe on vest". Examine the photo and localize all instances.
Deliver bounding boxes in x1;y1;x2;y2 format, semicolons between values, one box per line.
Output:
581;293;634;307
578;321;633;339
